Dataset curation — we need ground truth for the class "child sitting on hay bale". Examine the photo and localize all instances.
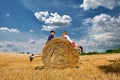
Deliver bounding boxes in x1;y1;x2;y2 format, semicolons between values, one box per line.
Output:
46;31;55;43
29;31;55;62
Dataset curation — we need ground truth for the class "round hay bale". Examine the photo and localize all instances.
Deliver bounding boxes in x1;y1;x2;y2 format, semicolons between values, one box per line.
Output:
42;38;79;69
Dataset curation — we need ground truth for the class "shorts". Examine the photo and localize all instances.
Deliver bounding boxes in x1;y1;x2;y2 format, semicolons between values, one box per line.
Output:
71;42;76;47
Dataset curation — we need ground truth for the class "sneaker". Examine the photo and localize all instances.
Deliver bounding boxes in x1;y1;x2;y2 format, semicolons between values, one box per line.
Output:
29;56;33;62
31;54;34;56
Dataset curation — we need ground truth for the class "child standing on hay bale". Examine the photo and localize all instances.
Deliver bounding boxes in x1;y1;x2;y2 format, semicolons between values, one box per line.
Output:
29;31;55;62
62;32;76;47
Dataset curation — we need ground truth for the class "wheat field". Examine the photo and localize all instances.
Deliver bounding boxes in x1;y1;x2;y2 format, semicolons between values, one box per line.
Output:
0;53;120;80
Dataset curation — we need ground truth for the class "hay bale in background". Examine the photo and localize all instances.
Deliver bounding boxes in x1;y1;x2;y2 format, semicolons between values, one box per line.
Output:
42;38;79;69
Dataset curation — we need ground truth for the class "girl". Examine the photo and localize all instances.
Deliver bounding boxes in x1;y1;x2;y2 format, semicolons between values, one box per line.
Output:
62;32;76;47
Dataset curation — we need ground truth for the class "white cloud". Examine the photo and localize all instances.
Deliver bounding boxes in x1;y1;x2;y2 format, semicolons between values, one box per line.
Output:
34;11;72;31
34;11;49;21
5;13;10;17
80;14;120;52
41;25;58;31
0;27;20;33
29;30;34;32
5;42;13;47
29;39;36;44
80;0;120;10
0;38;46;54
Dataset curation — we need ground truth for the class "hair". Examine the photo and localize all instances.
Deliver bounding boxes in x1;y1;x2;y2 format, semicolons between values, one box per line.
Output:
63;31;67;35
50;30;55;33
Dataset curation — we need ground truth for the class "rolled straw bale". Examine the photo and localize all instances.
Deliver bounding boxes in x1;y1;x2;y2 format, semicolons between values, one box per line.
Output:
42;38;79;69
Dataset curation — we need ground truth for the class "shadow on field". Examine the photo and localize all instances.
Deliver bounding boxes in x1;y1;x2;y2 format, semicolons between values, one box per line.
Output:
98;58;120;74
34;65;80;70
34;66;45;70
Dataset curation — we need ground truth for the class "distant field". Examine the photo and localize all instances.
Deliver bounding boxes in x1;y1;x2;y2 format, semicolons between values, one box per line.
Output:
0;52;120;80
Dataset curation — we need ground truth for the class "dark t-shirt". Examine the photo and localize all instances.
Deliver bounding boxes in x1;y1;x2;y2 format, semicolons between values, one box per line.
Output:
47;34;54;42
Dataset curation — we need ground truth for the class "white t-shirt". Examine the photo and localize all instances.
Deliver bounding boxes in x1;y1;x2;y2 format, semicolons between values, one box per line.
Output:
64;35;73;42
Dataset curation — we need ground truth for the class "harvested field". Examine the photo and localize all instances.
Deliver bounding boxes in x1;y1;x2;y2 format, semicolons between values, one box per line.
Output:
0;53;120;80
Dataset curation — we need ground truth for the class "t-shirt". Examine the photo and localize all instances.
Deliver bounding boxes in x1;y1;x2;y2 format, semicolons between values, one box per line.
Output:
47;34;54;42
64;35;73;42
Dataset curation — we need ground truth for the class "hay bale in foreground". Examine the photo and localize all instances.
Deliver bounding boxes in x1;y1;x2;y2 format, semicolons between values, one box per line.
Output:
42;38;79;69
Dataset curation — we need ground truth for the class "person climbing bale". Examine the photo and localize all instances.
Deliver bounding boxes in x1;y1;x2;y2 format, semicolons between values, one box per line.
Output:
78;45;83;54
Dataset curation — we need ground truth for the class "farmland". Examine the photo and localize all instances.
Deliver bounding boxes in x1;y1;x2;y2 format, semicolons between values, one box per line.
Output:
0;53;120;80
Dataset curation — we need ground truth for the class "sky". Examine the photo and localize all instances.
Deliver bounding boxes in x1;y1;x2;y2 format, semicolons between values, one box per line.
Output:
0;0;120;53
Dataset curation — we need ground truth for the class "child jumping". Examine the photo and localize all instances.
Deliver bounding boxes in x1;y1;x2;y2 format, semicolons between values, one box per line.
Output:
29;31;55;62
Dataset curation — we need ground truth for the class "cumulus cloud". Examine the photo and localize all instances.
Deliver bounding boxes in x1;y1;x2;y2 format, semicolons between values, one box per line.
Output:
0;38;46;54
0;41;19;52
80;14;120;52
34;11;72;31
5;42;13;47
29;39;36;44
29;30;34;32
80;0;120;10
41;25;58;31
0;27;20;33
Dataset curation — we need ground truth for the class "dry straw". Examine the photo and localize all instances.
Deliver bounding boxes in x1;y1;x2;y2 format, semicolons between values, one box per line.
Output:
42;38;79;69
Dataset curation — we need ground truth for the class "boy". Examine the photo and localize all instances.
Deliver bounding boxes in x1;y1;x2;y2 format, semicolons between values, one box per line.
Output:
29;31;55;62
62;32;76;47
47;31;55;42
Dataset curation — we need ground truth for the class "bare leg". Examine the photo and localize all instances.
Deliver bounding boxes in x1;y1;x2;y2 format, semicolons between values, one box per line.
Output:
29;54;42;62
32;55;42;58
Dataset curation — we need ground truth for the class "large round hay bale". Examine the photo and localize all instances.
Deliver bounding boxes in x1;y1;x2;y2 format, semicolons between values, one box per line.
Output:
42;38;79;69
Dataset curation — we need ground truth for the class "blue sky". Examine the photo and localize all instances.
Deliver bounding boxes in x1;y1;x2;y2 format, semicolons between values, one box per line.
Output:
0;0;120;53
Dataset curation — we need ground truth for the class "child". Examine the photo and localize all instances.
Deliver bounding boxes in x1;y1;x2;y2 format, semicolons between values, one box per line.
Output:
77;45;83;54
47;30;55;42
62;32;76;47
29;31;55;62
